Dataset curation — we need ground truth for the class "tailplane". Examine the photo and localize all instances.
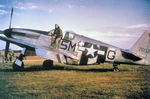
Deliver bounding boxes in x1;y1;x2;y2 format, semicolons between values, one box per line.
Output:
130;30;150;65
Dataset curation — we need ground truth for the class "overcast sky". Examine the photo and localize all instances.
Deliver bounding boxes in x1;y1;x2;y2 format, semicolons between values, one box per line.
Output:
0;0;150;50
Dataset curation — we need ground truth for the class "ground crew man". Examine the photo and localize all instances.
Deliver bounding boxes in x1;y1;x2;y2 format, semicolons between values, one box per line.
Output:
8;49;14;63
50;24;63;50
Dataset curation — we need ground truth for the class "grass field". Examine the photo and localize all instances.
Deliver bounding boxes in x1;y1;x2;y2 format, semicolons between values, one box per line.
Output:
0;58;150;99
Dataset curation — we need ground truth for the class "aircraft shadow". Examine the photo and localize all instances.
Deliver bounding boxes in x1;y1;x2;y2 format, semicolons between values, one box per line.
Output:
24;65;115;72
0;65;116;72
1;65;117;72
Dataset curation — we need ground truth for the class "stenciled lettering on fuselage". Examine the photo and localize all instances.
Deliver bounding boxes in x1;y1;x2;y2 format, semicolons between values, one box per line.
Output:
59;39;76;52
78;41;108;65
59;39;116;65
139;47;150;53
107;50;116;60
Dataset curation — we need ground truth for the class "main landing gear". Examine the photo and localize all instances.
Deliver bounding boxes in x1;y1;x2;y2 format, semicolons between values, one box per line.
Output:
13;48;26;71
113;63;120;72
43;60;53;69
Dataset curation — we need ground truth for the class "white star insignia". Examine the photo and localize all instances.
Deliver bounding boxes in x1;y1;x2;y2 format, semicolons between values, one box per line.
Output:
86;45;97;57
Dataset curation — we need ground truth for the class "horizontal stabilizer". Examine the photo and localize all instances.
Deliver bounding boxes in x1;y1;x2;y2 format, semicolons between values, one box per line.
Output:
121;50;142;61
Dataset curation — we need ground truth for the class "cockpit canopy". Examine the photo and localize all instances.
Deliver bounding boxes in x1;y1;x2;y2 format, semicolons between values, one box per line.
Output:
63;31;75;41
49;29;55;34
49;30;75;41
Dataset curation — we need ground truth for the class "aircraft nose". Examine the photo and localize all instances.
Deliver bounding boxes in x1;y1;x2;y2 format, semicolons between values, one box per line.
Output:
4;29;12;38
0;30;4;34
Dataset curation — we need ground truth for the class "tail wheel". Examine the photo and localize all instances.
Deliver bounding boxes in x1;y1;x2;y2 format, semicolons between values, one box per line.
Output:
113;63;120;72
43;60;53;69
113;68;120;72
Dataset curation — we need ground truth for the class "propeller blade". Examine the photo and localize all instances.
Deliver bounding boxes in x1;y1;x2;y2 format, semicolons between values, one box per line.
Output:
4;42;10;62
9;8;13;29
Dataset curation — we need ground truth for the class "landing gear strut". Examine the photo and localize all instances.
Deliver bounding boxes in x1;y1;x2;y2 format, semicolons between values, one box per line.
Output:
13;48;26;71
13;59;24;71
113;63;120;72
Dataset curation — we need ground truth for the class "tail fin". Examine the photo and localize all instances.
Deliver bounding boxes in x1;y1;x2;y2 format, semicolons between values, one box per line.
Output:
130;30;150;64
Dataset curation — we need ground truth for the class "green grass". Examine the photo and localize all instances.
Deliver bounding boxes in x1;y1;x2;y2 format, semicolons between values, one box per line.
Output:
0;62;150;99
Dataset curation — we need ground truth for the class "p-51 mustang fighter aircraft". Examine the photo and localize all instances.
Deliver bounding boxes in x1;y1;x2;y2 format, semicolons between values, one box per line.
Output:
0;8;150;71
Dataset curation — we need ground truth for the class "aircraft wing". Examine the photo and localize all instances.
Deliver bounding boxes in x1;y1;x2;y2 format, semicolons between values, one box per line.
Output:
0;36;35;50
0;36;72;63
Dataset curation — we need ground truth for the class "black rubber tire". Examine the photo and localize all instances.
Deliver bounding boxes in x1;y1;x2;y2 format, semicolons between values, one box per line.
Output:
13;62;24;71
43;60;53;69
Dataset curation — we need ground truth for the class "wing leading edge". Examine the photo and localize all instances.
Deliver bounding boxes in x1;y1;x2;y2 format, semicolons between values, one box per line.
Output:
0;36;72;64
0;36;35;50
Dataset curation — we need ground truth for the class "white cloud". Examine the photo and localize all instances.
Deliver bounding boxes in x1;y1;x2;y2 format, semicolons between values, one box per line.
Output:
68;4;74;9
127;24;150;29
0;4;5;8
0;9;8;15
30;5;37;9
96;31;137;38
48;9;53;13
67;4;86;9
85;24;150;38
15;26;22;28
14;2;38;10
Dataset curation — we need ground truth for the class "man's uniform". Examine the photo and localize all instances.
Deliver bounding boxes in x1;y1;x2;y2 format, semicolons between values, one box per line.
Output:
8;49;14;63
51;27;63;50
